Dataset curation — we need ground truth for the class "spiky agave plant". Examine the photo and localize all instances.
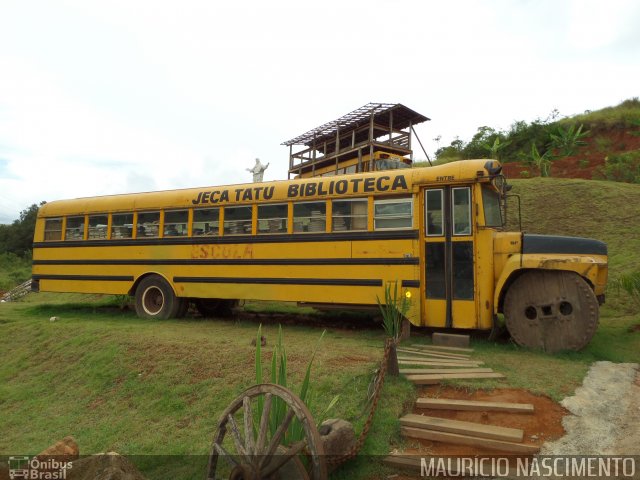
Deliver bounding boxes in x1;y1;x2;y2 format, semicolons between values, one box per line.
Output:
254;324;338;446
376;281;411;376
376;281;410;341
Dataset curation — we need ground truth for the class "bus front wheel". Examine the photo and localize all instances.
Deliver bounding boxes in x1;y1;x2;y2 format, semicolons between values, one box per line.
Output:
135;276;181;320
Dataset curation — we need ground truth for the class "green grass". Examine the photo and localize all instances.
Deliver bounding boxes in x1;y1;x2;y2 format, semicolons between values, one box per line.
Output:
0;293;413;479
559;97;640;130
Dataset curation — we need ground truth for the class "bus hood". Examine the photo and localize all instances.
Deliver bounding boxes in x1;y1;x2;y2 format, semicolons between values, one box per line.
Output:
522;234;607;256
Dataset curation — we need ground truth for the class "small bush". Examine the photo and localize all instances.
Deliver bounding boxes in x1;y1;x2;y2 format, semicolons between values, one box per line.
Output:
594;136;613;152
0;252;32;291
601;150;640;183
520;170;530;178
611;271;640;310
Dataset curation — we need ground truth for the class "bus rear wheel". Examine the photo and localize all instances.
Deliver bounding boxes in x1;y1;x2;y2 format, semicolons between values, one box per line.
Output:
135;276;181;320
503;270;599;353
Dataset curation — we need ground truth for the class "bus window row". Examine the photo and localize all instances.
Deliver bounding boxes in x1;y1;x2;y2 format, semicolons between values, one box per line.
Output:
42;197;414;241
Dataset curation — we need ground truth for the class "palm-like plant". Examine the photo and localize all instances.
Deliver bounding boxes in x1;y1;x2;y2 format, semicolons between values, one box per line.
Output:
529;143;552;177
549;123;590;156
481;136;512;161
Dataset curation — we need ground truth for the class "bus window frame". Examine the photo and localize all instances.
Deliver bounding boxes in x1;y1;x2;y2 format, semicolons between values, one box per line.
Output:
293;200;327;234
163;209;189;237
257;203;288;235
373;196;413;230
452;187;472;236
111;212;134;240
88;214;109;240
65;215;85;241
223;205;253;236
331;198;368;232
137;211;161;238
44;217;63;241
425;189;444;237
193;207;220;237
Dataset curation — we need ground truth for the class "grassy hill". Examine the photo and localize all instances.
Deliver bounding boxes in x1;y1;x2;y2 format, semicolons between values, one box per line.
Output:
508;177;640;276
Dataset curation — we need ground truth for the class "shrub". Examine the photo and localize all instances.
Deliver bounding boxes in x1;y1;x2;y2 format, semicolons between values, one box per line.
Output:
601;150;640;183
611;271;640;310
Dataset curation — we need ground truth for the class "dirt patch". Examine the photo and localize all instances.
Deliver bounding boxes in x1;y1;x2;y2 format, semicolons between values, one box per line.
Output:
501;125;640;180
404;386;567;457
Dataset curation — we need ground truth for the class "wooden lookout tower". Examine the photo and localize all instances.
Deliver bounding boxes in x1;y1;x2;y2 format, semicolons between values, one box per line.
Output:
283;103;430;179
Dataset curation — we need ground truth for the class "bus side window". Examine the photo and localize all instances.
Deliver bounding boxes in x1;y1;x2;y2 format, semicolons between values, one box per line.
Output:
425;190;444;236
223;206;252;235
111;213;133;239
293;201;326;233
332;199;367;232
164;210;188;237
257;204;288;234
44;218;63;241
137;212;160;238
193;208;219;236
65;216;85;241
374;197;413;230
88;214;108;240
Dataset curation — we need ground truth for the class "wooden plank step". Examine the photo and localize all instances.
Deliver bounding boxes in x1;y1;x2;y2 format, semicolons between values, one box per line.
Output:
406;372;505;384
397;354;477;363
398;348;470;361
398;358;483;367
416;397;534;413
400;368;493;375
433;332;470;348
400;413;523;442
400;347;471;360
401;427;539;454
411;344;474;353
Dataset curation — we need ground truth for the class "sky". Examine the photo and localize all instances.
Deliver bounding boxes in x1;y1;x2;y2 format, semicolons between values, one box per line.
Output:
1;0;639;223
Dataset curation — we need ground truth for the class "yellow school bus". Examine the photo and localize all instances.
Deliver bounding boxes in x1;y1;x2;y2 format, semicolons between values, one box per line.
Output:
31;159;608;351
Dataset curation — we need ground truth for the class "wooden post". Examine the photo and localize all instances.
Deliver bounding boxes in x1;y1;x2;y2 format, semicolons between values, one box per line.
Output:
386;338;399;377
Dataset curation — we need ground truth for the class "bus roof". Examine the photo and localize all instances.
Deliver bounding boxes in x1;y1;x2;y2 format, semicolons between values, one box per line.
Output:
38;159;501;217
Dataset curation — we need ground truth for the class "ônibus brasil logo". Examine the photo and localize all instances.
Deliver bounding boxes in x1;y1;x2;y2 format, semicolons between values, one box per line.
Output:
8;456;72;479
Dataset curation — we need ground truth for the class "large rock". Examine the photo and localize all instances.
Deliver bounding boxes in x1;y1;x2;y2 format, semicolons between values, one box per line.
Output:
68;453;147;480
319;418;355;456
37;435;79;460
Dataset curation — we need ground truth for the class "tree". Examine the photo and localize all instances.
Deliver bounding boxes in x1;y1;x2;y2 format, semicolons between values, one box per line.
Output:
0;202;45;256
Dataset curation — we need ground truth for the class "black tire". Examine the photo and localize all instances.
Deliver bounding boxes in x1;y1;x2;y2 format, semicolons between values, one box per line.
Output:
195;298;237;318
175;298;189;318
134;275;181;320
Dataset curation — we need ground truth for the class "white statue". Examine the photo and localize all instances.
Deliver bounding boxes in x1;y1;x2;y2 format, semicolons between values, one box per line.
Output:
246;158;269;182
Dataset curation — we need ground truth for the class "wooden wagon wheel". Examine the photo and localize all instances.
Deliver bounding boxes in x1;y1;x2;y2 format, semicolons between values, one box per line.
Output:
206;383;327;480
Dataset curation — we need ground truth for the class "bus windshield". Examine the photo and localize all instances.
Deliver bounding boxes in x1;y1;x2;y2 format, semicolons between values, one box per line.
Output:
482;185;503;227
